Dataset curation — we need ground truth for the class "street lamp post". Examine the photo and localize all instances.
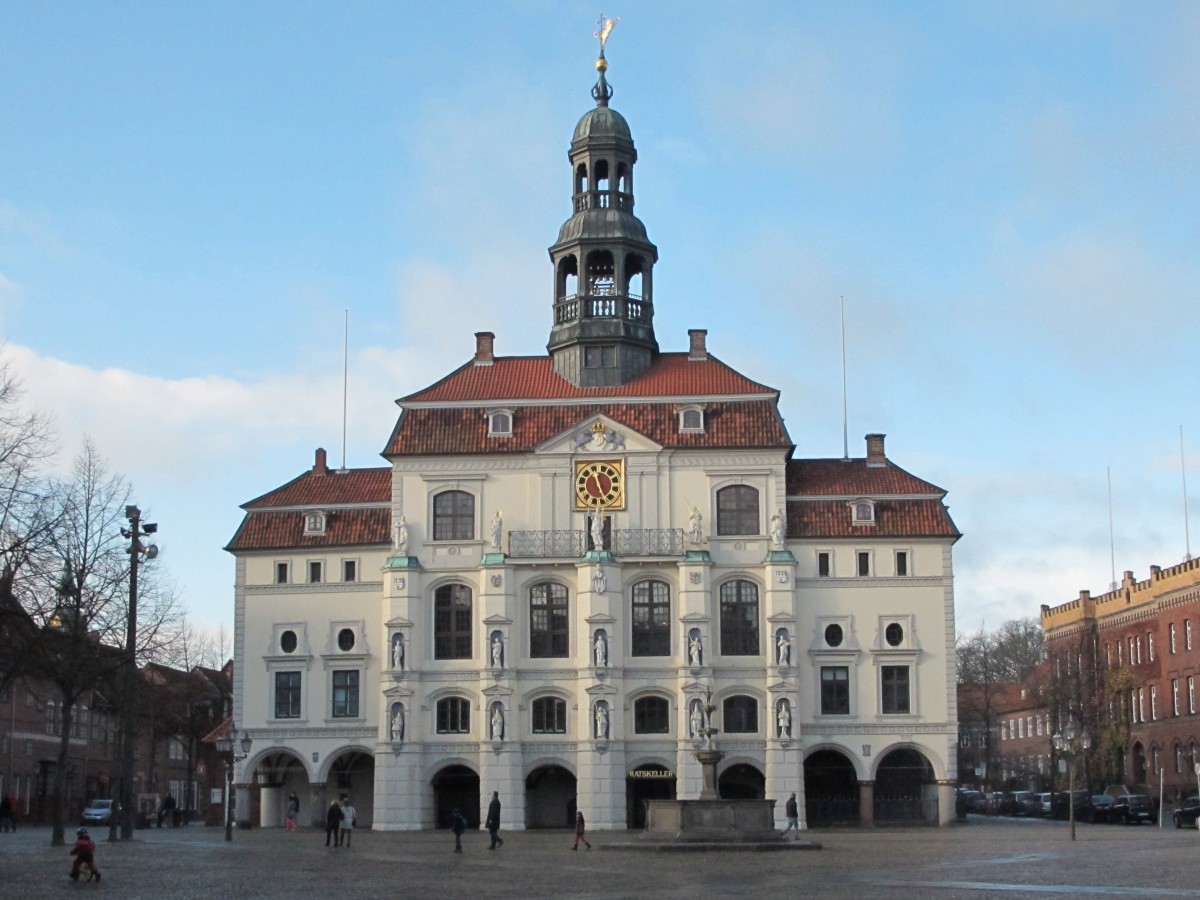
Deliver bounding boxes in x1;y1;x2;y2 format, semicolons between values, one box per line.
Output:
215;723;252;842
1052;720;1092;842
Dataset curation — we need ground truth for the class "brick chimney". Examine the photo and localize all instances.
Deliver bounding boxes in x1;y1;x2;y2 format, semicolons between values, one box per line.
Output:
865;433;887;467
687;329;708;361
474;331;495;366
313;447;328;476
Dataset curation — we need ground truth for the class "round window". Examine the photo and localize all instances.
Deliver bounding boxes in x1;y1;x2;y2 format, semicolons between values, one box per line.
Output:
280;630;297;654
824;624;843;648
885;623;904;647
337;628;356;652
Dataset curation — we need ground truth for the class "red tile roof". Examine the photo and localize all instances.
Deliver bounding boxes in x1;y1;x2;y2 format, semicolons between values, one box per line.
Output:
787;458;945;496
225;507;390;552
786;498;959;540
397;353;777;405
242;468;391;509
385;401;790;456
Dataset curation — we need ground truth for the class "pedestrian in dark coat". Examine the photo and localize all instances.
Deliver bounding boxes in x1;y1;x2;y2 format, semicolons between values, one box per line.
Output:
451;807;467;853
485;791;503;849
325;799;344;848
572;809;591;850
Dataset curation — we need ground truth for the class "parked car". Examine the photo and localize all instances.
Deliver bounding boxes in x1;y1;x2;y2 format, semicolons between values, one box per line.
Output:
1113;794;1154;825
1009;791;1038;816
1173;795;1200;829
81;799;114;826
958;789;985;815
1050;790;1092;820
1090;794;1117;823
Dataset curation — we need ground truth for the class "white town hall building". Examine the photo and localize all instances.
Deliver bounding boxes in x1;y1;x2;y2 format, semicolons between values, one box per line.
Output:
227;47;961;832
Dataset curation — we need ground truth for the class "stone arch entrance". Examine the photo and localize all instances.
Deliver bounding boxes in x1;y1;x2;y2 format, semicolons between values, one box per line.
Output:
874;747;936;824
625;763;676;829
804;748;860;826
718;762;765;800
326;750;375;829
433;764;480;829
249;750;311;828
1131;742;1147;785
525;764;576;828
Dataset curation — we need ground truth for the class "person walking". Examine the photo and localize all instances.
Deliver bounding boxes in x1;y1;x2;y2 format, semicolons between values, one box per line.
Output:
485;791;503;849
325;798;344;848
451;807;467;853
572;809;591;850
285;792;299;832
781;792;800;839
339;796;356;848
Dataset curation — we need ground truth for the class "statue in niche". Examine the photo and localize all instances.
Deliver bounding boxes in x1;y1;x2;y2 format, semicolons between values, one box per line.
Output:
688;634;703;667
592;567;606;594
390;705;405;742
594;703;609;739
593;632;607;667
777;700;791;738
687;505;704;546
393;515;408;555
689;700;704;738
491;635;503;669
770;509;786;550
590;514;604;553
391;635;405;671
777;631;791;666
489;511;503;551
491;704;504;741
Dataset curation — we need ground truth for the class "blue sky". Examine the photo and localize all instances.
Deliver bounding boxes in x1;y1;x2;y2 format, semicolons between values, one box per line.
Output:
2;2;1197;637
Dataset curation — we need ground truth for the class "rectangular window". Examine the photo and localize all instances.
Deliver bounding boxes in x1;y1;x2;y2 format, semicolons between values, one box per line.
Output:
856;551;871;577
532;697;567;734
530;583;570;658
436;698;470;734
584;345;617;369
817;551;831;577
1151;684;1158;720
631;580;671;657
1189;620;1194;651
274;672;301;719
1190;676;1196;715
342;559;357;582
1171;623;1177;654
1149;632;1155;661
1173;678;1180;716
308;561;323;584
820;666;850;715
275;562;289;585
1138;687;1145;723
881;665;910;714
895;551;909;576
331;670;359;718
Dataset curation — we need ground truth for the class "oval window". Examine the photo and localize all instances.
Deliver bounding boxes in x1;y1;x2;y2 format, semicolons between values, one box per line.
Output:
885;623;904;647
824;624;843;648
337;628;356;652
280;630;297;654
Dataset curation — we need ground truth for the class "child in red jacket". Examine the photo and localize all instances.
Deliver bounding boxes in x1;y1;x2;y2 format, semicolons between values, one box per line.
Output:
69;827;101;881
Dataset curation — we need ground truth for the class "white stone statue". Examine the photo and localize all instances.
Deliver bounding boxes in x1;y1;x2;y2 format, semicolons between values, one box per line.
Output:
390;706;405;742
594;703;609;739
592;567;606;594
777;700;791;738
393;515;408;555
491;635;503;668
688;634;703;667
594;632;607;667
491;704;504;741
392;635;405;671
590;515;604;552
777;632;790;666
687;505;703;546
770;509;785;550
689;700;704;738
489;511;503;551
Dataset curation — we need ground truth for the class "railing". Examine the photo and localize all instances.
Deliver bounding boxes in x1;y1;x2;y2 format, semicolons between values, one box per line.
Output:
874;793;926;823
507;528;684;559
554;293;649;324
805;794;860;827
572;191;634;213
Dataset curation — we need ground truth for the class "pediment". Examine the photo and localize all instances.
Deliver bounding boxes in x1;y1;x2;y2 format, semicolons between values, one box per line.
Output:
535;413;663;455
681;680;709;694
482;614;513;626
385;617;414;629
482;684;513;698
383;685;414;699
585;612;617;626
585;682;619;697
766;611;796;624
766;680;791;694
679;612;709;624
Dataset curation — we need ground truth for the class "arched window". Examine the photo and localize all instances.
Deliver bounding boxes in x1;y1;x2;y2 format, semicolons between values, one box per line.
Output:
433;490;474;541
532;697;567;734
436;697;470;734
716;485;759;535
575;162;588;194
631;580;670;657
530;582;569;658
634;696;670;734
723;695;758;733
719;580;759;656
434;584;472;659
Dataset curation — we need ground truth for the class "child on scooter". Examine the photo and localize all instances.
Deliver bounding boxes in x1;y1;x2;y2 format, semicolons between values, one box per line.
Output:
69;827;101;881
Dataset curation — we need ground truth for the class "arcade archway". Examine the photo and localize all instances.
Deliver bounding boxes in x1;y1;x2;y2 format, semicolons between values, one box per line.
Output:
625;763;675;829
718;762;765;800
525;765;576;828
433;764;480;829
874;747;936;824
804;748;860;826
248;750;311;828
326;750;375;828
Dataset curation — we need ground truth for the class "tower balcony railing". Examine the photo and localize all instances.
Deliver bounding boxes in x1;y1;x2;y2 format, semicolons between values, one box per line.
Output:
507;528;684;559
553;293;649;324
572;190;634;213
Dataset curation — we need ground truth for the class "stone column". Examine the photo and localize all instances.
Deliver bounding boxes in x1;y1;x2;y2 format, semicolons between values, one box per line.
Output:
235;783;254;829
858;780;875;827
936;780;956;826
309;783;327;829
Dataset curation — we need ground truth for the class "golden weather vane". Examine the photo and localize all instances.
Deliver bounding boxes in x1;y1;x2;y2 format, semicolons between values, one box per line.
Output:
594;13;619;54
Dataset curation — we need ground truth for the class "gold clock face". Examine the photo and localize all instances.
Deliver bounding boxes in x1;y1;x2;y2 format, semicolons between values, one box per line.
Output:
575;460;625;509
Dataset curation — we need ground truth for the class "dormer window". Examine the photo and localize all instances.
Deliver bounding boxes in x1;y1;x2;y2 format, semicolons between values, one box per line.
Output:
851;500;875;525
678;405;705;433
487;409;513;437
304;511;327;535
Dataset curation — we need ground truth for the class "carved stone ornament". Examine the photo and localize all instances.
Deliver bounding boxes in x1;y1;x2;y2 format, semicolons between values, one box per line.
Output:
491;574;502;588
688;572;701;585
393;577;406;590
573;421;626;452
